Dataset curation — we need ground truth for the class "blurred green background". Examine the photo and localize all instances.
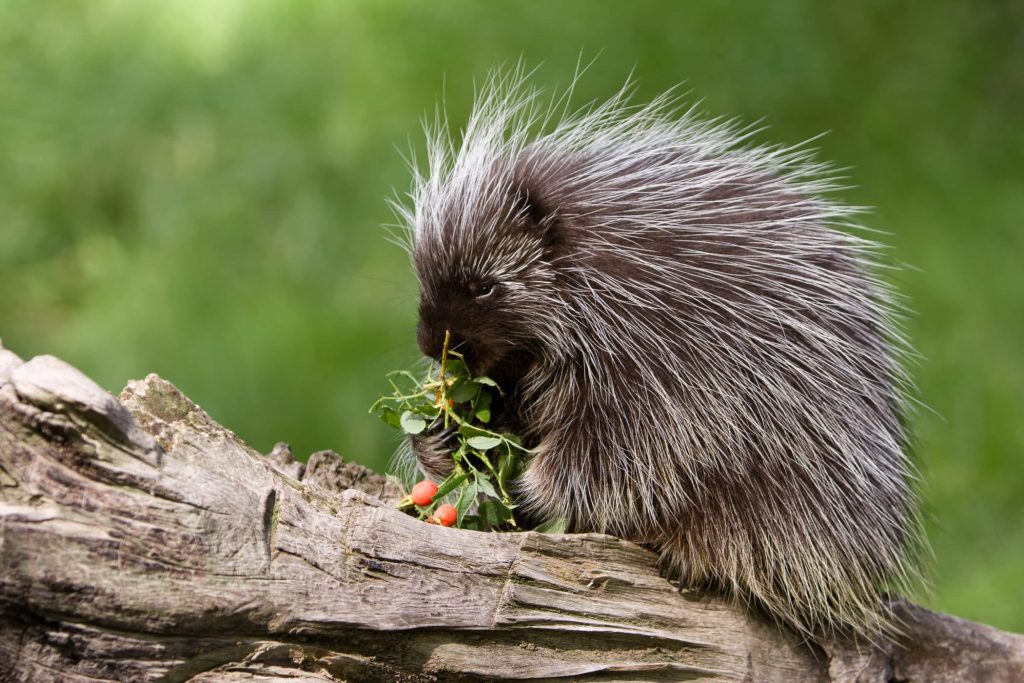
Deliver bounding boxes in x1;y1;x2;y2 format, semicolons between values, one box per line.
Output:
1;1;1021;630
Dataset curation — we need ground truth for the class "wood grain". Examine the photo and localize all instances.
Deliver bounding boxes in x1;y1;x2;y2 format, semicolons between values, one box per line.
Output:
0;343;1021;682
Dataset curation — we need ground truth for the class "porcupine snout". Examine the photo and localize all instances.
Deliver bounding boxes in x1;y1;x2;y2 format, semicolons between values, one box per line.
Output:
417;315;471;361
416;316;446;361
417;298;492;373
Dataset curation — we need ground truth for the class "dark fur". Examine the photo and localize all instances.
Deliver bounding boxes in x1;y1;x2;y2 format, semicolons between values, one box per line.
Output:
401;84;921;639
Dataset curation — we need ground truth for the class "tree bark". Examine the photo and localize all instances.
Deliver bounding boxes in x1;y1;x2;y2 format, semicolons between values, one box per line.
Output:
0;344;1021;682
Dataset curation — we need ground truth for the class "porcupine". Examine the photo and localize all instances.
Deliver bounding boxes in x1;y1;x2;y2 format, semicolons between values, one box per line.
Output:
395;74;923;640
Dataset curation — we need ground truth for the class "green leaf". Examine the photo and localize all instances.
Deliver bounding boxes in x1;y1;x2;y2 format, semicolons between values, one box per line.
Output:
501;433;533;452
475;475;499;499
434;471;469;499
533;517;569;534
497;450;519;491
400;410;427;435
379;407;403;430
455;479;479;525
459;423;494;439
467;436;502;450
477;499;512;528
474;376;499;387
412;403;442;419
449;379;480;403
444;359;468;378
459;515;485;531
474;390;492;423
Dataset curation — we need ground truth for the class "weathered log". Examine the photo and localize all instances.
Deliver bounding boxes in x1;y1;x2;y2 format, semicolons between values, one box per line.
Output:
0;344;1021;682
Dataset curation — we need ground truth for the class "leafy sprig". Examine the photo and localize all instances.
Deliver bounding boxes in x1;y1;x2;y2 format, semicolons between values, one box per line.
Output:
370;331;530;530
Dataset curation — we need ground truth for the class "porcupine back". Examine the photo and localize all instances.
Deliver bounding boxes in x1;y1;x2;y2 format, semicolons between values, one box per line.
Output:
399;73;924;640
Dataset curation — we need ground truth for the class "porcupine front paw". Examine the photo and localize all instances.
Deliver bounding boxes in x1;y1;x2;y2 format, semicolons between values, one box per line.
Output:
409;425;457;481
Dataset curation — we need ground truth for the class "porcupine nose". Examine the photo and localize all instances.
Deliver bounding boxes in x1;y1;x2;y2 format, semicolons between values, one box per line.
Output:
418;321;470;365
417;317;460;361
417;320;443;361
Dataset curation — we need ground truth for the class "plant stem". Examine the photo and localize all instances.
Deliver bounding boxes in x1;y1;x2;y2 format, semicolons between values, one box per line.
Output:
439;329;451;385
440;329;451;428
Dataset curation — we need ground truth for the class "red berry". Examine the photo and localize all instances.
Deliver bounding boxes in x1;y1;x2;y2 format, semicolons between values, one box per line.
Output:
411;480;439;507
435;503;457;527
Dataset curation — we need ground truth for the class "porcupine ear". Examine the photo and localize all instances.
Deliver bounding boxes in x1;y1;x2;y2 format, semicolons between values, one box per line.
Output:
512;180;561;250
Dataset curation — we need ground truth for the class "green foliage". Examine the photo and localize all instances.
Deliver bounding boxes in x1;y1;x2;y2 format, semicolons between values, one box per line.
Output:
1;0;1021;630
371;333;527;530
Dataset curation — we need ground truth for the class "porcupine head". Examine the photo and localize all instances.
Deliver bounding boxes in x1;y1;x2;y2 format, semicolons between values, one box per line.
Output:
396;71;924;641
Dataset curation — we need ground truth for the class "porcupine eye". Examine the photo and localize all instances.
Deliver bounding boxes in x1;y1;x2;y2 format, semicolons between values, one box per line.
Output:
468;281;495;300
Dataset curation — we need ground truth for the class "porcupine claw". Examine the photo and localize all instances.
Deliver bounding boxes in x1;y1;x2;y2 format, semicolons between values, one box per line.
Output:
410;424;458;480
654;551;684;589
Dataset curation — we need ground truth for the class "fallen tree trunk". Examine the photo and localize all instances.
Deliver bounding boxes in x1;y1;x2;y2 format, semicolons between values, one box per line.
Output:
0;344;1021;682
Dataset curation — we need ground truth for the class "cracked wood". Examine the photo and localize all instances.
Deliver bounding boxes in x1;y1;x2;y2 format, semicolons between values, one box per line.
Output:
0;342;1022;682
